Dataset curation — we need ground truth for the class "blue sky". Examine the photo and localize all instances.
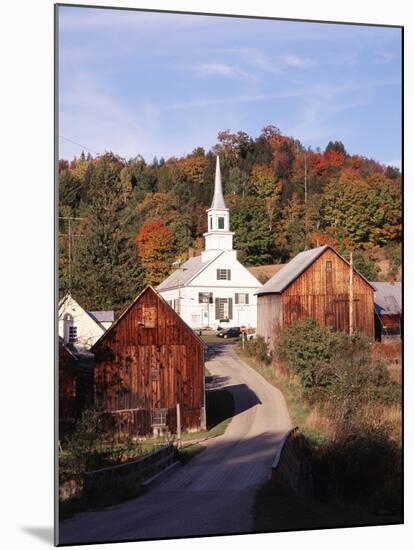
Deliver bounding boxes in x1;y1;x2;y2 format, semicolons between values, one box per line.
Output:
58;6;402;167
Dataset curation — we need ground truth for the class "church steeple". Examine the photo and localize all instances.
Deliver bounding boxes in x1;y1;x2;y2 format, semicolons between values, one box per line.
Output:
211;156;226;210
202;156;235;262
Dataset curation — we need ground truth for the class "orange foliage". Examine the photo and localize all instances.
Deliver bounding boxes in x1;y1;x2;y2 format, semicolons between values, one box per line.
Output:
135;218;175;285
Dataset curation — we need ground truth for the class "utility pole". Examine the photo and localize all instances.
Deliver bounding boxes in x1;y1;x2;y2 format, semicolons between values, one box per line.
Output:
349;251;354;336
172;259;187;317
304;150;308;204
296;144;308;204
59;216;86;294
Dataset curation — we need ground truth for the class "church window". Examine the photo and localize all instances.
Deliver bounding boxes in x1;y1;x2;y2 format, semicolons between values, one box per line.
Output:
217;269;231;280
218;216;225;229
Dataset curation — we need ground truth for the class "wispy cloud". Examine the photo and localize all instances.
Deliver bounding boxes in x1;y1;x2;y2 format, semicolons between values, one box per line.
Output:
280;53;314;68
196;63;249;80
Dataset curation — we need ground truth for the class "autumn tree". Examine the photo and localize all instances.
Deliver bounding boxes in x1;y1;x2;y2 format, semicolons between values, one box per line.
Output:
135;218;176;285
250;163;282;231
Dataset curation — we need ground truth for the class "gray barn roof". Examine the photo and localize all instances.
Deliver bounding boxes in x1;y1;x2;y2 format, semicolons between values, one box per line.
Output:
157;251;223;292
87;310;115;324
256;246;330;295
372;282;402;315
255;245;375;295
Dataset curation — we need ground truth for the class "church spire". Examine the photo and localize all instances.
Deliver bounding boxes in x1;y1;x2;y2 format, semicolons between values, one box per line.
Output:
211;156;226;210
202;155;234;261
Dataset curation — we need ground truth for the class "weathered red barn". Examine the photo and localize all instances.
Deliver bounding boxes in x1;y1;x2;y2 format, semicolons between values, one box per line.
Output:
256;245;375;346
92;286;206;436
59;338;94;437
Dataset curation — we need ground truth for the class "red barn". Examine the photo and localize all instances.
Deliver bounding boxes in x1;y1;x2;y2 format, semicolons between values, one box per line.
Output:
92;286;206;436
256;245;375;347
59;338;94;438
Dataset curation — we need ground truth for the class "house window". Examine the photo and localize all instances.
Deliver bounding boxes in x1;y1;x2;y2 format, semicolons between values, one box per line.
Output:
235;293;249;305
215;297;233;320
326;260;332;271
218;216;225;229
167;299;179;311
68;326;78;343
217;269;231;280
151;408;167;427
199;292;213;303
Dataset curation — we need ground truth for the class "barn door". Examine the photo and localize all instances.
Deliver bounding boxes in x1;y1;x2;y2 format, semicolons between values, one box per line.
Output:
150;346;161;410
334;299;349;333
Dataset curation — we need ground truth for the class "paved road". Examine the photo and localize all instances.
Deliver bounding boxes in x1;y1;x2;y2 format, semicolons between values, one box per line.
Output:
59;343;292;545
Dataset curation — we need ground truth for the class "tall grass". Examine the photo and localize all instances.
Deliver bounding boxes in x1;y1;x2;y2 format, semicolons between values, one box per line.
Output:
239;327;402;519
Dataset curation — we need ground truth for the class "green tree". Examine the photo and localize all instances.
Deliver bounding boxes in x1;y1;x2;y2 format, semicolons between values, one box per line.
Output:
72;154;142;313
227;196;274;265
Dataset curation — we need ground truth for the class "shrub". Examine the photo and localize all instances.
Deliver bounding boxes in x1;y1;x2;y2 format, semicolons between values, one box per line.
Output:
62;410;105;474
311;425;402;514
244;336;272;364
276;318;344;390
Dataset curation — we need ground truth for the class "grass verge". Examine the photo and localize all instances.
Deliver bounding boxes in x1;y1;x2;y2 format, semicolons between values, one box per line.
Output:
236;348;329;445
254;482;400;534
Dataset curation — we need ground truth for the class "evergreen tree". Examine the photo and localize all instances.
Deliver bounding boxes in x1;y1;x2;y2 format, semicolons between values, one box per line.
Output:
72;155;143;313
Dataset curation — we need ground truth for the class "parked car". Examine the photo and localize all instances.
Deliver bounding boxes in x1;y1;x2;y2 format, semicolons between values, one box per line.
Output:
217;327;241;339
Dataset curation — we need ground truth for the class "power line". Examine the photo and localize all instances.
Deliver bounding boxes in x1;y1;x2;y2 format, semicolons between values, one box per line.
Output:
59;135;99;156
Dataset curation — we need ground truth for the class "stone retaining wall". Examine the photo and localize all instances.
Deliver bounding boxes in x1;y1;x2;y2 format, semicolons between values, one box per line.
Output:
271;427;313;497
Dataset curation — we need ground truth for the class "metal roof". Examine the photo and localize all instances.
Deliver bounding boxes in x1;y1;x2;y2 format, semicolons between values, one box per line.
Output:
256;246;330;295
156;251;223;292
87;310;115;324
372;281;402;315
255;245;375;295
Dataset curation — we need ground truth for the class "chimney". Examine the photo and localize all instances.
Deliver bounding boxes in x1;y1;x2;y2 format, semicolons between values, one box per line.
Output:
188;247;194;259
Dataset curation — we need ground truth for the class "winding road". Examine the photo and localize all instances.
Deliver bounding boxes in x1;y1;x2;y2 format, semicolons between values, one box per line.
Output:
59;342;292;545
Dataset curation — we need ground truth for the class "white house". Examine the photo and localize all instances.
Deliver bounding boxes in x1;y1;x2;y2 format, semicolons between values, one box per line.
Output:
157;156;262;329
58;294;114;351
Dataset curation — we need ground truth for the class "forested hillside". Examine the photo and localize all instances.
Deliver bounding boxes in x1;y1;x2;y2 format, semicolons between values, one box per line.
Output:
59;126;402;312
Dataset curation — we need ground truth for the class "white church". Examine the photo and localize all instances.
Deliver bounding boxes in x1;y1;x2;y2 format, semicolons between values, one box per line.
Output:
157;157;262;329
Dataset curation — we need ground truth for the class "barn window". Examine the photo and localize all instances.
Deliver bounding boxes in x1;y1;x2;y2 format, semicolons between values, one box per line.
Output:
218;216;225;229
326;261;332;271
151;408;167;427
291;303;298;314
151;368;160;380
68;326;78;343
217;269;231;280
139;306;157;328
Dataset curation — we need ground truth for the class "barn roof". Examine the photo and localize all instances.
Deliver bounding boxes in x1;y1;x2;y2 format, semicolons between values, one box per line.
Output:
372;281;402;315
59;336;79;361
157;251;223;292
87;310;115;324
91;285;206;352
255;245;375;295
